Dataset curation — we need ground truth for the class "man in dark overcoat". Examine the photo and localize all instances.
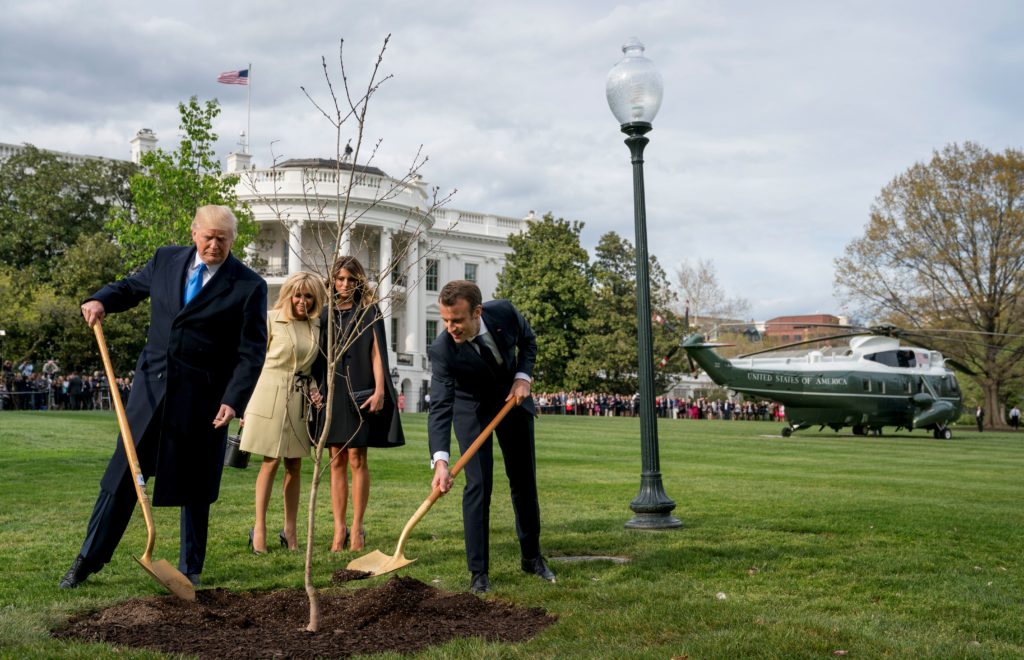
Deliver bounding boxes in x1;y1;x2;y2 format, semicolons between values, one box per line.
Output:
60;205;267;589
428;280;555;593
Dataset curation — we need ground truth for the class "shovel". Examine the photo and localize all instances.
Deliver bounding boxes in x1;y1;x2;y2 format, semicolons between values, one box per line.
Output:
348;397;517;576
93;321;196;601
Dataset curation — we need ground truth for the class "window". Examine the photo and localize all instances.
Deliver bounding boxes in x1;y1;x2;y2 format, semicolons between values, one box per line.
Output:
464;263;478;282
390;318;399;352
426;320;438;344
425;259;439;291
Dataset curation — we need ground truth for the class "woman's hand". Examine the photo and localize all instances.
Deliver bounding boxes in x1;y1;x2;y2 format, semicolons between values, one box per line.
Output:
309;387;323;409
361;389;385;413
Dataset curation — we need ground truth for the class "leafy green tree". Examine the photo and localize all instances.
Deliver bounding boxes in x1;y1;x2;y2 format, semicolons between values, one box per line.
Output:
495;213;590;390
0;145;134;280
567;231;683;393
107;96;258;273
0;232;146;371
835;142;1024;428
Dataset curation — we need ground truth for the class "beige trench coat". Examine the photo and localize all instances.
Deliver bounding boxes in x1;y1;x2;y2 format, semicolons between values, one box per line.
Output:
240;308;320;458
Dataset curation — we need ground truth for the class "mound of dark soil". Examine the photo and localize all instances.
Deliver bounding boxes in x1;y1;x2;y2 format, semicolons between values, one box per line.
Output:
53;576;556;658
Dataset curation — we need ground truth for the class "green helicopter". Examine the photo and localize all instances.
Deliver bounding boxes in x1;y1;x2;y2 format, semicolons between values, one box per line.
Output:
680;326;965;438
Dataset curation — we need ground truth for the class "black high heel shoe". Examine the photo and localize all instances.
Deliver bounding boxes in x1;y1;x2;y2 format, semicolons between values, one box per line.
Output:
279;530;298;550
350;528;366;552
329;529;350;553
248;528;263;556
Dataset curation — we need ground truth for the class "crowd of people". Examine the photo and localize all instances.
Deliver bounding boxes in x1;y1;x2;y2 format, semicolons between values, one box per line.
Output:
1;360;131;411
534;392;785;421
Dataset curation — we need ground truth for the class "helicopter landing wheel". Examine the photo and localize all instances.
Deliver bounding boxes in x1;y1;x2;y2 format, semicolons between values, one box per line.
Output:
781;427;793;438
852;424;865;436
941;427;952;440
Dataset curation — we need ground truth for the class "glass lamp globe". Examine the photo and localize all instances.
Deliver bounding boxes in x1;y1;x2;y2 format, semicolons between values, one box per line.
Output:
606;38;663;125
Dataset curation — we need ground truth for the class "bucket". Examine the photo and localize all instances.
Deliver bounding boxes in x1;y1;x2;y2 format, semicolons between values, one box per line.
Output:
224;433;250;469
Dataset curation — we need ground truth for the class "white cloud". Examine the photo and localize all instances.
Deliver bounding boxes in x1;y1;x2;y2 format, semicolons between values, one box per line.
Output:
3;0;1023;319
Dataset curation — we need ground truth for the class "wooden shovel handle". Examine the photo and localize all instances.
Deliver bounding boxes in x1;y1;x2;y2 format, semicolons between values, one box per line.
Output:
390;397;518;557
93;321;158;562
431;397;516;503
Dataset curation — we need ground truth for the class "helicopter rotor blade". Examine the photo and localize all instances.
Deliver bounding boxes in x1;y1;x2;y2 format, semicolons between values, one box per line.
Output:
737;332;863;358
897;330;1021;354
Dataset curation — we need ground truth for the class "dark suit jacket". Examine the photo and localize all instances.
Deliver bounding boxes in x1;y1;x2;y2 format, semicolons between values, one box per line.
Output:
427;299;536;457
92;246;267;506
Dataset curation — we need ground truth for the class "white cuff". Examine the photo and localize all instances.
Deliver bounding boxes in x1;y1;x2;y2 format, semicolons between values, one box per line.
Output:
514;372;532;383
431;451;450;469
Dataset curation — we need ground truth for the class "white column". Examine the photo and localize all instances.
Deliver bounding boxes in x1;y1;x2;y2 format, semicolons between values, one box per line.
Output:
340;224;352;257
378;227;393;324
404;238;421;356
287;220;303;275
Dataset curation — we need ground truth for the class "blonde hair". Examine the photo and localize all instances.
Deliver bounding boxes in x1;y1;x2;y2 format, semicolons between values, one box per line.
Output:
192;205;238;238
275;271;327;321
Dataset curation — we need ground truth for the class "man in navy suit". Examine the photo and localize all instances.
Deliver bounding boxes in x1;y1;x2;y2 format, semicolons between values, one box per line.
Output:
60;205;267;589
428;280;555;593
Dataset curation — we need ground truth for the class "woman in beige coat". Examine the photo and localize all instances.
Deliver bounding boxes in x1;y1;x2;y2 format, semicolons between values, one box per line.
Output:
240;272;326;553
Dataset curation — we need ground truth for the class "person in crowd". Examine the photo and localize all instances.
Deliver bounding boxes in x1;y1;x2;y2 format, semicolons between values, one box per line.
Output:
313;256;404;553
1009;404;1020;431
975;404;985;432
428;280;554;593
241;272;326;553
59;205;267;590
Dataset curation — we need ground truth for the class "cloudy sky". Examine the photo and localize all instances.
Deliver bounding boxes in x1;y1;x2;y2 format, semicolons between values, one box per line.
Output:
3;1;1022;319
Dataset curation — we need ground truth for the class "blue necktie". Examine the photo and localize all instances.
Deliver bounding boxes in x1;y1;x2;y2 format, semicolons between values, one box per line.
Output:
184;263;207;305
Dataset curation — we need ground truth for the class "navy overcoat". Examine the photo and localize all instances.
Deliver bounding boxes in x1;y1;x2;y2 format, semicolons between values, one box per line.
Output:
92;246;267;506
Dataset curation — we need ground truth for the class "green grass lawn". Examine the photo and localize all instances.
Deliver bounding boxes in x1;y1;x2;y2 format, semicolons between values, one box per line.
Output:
1;411;1022;658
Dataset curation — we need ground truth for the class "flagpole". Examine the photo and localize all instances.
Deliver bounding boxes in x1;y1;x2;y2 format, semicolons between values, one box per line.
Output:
246;63;252;154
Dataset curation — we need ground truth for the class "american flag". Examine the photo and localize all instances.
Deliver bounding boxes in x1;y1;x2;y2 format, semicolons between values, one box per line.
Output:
217;69;249;85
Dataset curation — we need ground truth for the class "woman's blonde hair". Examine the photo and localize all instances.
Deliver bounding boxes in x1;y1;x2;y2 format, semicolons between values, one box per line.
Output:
275;271;327;320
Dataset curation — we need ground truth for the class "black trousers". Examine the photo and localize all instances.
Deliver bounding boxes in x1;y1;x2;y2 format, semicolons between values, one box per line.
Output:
77;411;211;576
457;408;541;574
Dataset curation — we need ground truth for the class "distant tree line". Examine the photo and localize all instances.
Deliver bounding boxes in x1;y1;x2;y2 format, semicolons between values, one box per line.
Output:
0;97;253;373
495;213;687;394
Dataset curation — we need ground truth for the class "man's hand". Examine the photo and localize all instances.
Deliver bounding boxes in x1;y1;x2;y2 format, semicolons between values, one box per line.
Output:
81;300;105;327
432;460;453;494
506;378;531;406
213;404;236;429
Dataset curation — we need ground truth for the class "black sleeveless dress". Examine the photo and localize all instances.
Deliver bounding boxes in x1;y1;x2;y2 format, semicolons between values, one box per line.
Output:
311;303;404;448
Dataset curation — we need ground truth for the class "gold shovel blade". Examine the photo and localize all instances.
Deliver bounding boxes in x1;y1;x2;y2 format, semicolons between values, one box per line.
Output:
346;549;417;576
134;555;196;601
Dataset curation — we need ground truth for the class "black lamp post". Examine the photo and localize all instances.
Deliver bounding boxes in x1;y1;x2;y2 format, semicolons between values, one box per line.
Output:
607;38;682;530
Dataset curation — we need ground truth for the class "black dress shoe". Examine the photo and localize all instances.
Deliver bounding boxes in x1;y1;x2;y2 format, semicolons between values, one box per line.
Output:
185;573;201;587
469;572;491;594
521;555;556;583
59;555;94;589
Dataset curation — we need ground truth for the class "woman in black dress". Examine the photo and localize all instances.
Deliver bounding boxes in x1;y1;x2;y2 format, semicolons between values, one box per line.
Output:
314;256;404;552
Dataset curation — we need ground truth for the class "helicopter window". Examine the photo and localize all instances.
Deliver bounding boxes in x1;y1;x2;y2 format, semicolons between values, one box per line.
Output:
904;379;912;393
862;379;871;392
864;350;917;368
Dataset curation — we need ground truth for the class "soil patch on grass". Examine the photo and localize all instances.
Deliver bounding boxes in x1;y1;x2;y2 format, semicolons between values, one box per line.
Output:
53;575;556;658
